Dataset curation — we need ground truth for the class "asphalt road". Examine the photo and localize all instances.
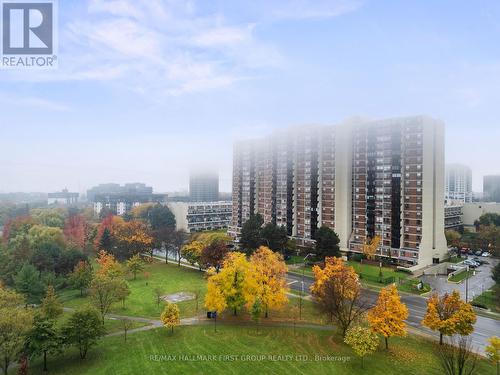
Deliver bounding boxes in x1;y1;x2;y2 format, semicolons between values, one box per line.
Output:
286;272;500;353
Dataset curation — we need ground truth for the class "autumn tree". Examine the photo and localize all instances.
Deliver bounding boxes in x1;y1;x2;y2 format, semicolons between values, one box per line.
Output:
69;261;93;296
486;336;500;375
30;208;66;228
62;307;104;360
204;252;255;316
25;313;63;372
41;285;63;320
160;302;180;334
310;257;368;336
153;288;164;308
181;241;204;269
248;246;288;318
422;291;477;345
114;220;153;260
126;254;144;280
200;240;229;272
0;287;34;375
95;250;122;278
344;325;379;368
63;214;87;248
367;284;409;349
362;235;381;261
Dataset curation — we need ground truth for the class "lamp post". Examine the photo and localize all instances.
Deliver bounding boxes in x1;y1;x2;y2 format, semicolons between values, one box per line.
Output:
299;252;316;321
465;265;469;303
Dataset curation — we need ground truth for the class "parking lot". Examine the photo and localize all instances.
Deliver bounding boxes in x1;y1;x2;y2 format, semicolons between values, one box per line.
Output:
420;256;498;301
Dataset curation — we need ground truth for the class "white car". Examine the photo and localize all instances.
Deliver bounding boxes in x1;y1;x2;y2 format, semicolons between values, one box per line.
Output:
481;252;491;257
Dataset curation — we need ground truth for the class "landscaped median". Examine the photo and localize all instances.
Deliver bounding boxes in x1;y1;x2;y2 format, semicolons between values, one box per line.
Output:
447;268;474;283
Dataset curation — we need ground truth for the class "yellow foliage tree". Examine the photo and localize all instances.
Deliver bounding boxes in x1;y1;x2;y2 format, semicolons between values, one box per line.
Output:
362;235;380;260
181;241;204;268
95;250;122;278
367;284;408;349
204;252;256;316
422;290;477;345
160;302;180;334
248;246;288;318
485;336;500;375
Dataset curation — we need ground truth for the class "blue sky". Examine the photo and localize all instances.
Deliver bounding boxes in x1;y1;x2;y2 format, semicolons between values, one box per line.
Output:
1;0;499;194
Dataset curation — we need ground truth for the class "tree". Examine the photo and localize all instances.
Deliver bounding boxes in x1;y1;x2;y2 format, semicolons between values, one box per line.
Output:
116;281;131;309
27;225;66;250
114;220;153;260
362;235;380;261
89;274;123;324
314;226;340;261
435;336;478;375
25;314;63;372
153;288;164;308
248;246;288;318
14;263;43;303
95;250;122;279
98;228;113;253
170;230;188;266
181;241;204;269
204;252;255;316
40;285;63;320
422;291;477;345
30;208;66;229
251;298;262;331
485;336;500;375
69;261;93;296
200;240;229;272
239;214;264;253
344;325;379;369
121;318;134;342
0;287;33;375
445;230;462;248
63;214;87;248
62;307;105;360
30;242;63;275
260;223;288;253
367;284;409;350
310;257;368;336
160;302;180;334
126;254;144;280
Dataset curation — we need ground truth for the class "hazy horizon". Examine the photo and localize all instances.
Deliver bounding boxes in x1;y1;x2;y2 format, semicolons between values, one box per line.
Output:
2;0;500;194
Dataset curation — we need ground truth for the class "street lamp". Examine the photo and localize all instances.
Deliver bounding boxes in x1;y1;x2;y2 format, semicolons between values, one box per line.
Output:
299;252;316;321
465;265;469;303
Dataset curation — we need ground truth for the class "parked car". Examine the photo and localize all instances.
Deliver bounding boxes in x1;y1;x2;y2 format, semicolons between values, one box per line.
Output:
482;252;491;257
472;257;485;265
474;250;483;256
463;260;479;268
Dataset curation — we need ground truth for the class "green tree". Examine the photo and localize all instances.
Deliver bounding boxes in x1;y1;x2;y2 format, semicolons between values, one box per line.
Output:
116;280;131;309
30;243;63;275
314;226;340;261
14;263;43;303
40;285;63;320
62;307;105;360
344;325;379;368
251;298;262;331
260;223;288;253
0;287;34;375
126;254;144;280
240;214;264;253
89;274;123;324
30;208;66;228
25;314;63;372
99;228;113;253
69;261;93;296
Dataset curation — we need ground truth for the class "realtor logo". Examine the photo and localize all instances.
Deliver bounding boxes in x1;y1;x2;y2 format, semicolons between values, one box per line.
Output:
1;0;57;68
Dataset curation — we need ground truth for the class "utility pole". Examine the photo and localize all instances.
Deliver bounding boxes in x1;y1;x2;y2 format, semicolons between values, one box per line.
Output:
299;252;316;321
465;265;469;302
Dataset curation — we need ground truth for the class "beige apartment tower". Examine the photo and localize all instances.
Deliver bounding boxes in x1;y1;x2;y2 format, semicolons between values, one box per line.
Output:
229;116;447;268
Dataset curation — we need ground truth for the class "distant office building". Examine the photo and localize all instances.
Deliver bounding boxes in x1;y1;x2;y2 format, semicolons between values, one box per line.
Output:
189;172;219;202
445;164;472;203
462;202;500;228
484;175;500;202
88;183;165;216
230;116;447;268
444;204;463;231
47;189;79;205
167;201;231;232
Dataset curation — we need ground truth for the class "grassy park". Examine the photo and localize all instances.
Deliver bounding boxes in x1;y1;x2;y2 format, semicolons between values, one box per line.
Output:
472;290;500;313
22;325;495;375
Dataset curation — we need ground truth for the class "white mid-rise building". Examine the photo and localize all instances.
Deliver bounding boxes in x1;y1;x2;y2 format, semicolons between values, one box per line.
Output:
445;164;472;204
167;201;232;233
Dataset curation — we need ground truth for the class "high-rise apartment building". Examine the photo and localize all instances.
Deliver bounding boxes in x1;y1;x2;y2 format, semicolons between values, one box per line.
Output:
445;164;472;203
229;116;447;268
189;172;219;202
484;175;500;202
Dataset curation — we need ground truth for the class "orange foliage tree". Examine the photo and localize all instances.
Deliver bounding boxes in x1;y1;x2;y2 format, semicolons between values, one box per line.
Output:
367;284;408;349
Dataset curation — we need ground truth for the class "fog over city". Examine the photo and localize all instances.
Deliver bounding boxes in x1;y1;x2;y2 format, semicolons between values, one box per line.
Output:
1;0;500;194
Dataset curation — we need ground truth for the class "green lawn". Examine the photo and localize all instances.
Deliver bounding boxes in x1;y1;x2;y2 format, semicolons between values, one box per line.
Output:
472;290;500;313
23;325;494;375
285;255;304;265
59;261;208;319
56;311;149;335
448;270;474;283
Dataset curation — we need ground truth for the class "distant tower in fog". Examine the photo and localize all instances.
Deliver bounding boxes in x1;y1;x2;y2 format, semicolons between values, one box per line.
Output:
189;171;219;202
445;164;472;203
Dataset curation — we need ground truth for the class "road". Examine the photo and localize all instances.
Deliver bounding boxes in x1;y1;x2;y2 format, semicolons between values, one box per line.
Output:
286;272;500;353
